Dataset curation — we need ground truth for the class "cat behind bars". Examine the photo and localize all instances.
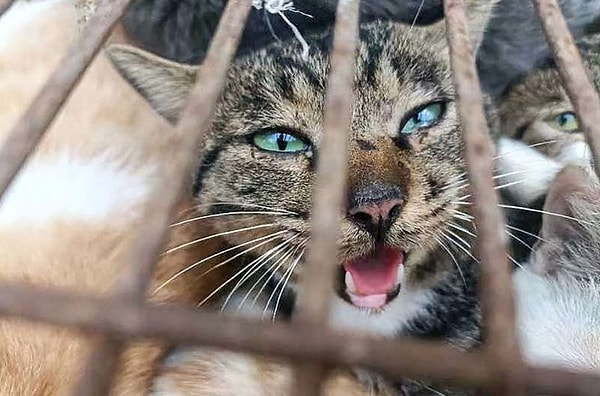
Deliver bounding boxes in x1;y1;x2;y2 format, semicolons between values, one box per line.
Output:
107;1;500;394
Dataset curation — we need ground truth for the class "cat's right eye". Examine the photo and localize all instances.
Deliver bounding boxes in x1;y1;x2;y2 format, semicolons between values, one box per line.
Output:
252;131;310;153
548;111;579;132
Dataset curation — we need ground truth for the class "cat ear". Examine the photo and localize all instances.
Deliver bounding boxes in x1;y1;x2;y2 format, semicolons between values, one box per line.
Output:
106;44;199;123
540;165;592;241
417;0;499;55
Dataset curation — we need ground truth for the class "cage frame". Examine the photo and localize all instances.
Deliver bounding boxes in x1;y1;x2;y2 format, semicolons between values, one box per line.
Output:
0;0;599;395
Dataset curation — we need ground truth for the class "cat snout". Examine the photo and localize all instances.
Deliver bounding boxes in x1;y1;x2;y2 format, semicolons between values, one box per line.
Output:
347;182;405;237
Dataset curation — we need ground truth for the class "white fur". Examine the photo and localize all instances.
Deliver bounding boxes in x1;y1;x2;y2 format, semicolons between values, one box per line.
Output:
0;154;153;226
515;269;600;371
329;286;433;336
496;137;563;205
0;0;66;52
556;140;594;169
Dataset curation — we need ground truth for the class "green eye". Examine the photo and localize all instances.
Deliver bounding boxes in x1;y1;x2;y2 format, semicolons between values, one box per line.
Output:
253;131;309;153
551;111;579;132
400;103;444;134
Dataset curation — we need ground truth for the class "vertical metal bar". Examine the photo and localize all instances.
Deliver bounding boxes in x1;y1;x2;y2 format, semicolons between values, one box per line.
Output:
0;0;16;17
71;1;252;395
443;0;525;394
0;0;134;203
291;0;360;395
533;0;600;177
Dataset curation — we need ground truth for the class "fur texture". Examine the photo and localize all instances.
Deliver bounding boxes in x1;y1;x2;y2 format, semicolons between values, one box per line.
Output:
515;166;600;371
109;1;500;395
478;0;600;100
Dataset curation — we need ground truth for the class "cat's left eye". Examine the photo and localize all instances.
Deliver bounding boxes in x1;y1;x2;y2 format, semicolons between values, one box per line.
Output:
400;102;445;135
549;111;579;132
252;131;310;153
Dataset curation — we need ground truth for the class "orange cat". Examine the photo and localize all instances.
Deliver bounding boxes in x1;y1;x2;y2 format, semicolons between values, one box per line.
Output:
0;1;377;395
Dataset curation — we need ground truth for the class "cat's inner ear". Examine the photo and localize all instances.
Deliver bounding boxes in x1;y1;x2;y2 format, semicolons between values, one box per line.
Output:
540;165;592;242
106;44;198;124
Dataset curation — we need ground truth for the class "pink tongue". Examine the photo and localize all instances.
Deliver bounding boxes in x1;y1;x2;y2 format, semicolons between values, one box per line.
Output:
344;247;404;296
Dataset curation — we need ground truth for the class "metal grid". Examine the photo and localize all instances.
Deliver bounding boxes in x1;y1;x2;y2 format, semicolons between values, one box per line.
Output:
1;0;600;394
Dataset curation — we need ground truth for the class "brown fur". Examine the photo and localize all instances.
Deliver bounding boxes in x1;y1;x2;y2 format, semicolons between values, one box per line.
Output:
109;1;497;395
0;1;243;395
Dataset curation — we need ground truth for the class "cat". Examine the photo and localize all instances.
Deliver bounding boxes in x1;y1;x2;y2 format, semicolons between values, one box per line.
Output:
491;31;600;262
0;1;399;395
494;31;600;207
0;1;250;394
107;1;500;394
515;165;600;371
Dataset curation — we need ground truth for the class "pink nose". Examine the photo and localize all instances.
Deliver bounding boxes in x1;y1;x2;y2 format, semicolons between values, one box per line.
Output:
348;198;405;235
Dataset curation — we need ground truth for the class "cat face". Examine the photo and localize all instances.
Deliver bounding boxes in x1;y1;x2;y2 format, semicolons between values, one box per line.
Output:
496;33;600;169
108;3;495;320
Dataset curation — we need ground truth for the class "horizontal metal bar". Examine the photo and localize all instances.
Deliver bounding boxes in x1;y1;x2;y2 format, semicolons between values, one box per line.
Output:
71;0;253;394
0;0;133;202
443;0;525;394
0;282;493;389
292;0;360;394
533;0;600;177
0;282;598;395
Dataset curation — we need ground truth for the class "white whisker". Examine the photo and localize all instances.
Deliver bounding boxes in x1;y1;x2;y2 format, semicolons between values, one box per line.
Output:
198;237;294;307
221;234;301;311
493;139;558;161
505;224;554;246
499;204;593;226
164;223;278;255
195;202;296;214
237;237;308;312
447;221;477;238
505;229;533;253
435;236;467;287
272;249;304;321
169;211;290;228
153;231;286;295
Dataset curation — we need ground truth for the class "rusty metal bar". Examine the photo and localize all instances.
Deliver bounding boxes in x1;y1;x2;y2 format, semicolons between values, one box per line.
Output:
533;0;600;177
71;0;253;394
0;0;16;18
0;282;494;390
0;0;133;203
291;0;360;394
443;0;526;394
1;282;600;395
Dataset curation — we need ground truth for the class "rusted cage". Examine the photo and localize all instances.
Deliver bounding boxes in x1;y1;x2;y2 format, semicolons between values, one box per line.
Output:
1;0;600;395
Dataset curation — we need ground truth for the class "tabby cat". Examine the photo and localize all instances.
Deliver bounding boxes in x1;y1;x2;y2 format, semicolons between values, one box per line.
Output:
108;1;500;394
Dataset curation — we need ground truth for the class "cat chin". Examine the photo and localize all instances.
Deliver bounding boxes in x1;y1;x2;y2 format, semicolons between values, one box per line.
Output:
328;285;433;338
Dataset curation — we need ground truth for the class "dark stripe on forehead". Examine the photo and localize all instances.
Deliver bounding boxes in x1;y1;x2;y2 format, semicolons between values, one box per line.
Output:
193;145;225;196
279;57;327;91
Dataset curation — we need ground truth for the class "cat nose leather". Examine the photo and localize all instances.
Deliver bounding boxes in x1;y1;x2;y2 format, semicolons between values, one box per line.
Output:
348;182;405;237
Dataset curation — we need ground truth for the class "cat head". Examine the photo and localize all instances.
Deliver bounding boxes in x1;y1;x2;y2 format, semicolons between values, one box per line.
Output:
528;165;600;279
495;33;600;171
107;2;496;321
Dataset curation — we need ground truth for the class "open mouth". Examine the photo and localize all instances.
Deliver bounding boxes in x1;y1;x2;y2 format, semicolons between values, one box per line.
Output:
341;246;405;310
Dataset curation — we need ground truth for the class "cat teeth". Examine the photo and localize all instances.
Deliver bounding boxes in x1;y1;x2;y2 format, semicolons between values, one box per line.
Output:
345;271;357;293
397;265;404;284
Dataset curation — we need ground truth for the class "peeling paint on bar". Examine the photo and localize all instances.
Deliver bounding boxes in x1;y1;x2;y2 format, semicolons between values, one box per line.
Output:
443;0;526;394
533;0;600;178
